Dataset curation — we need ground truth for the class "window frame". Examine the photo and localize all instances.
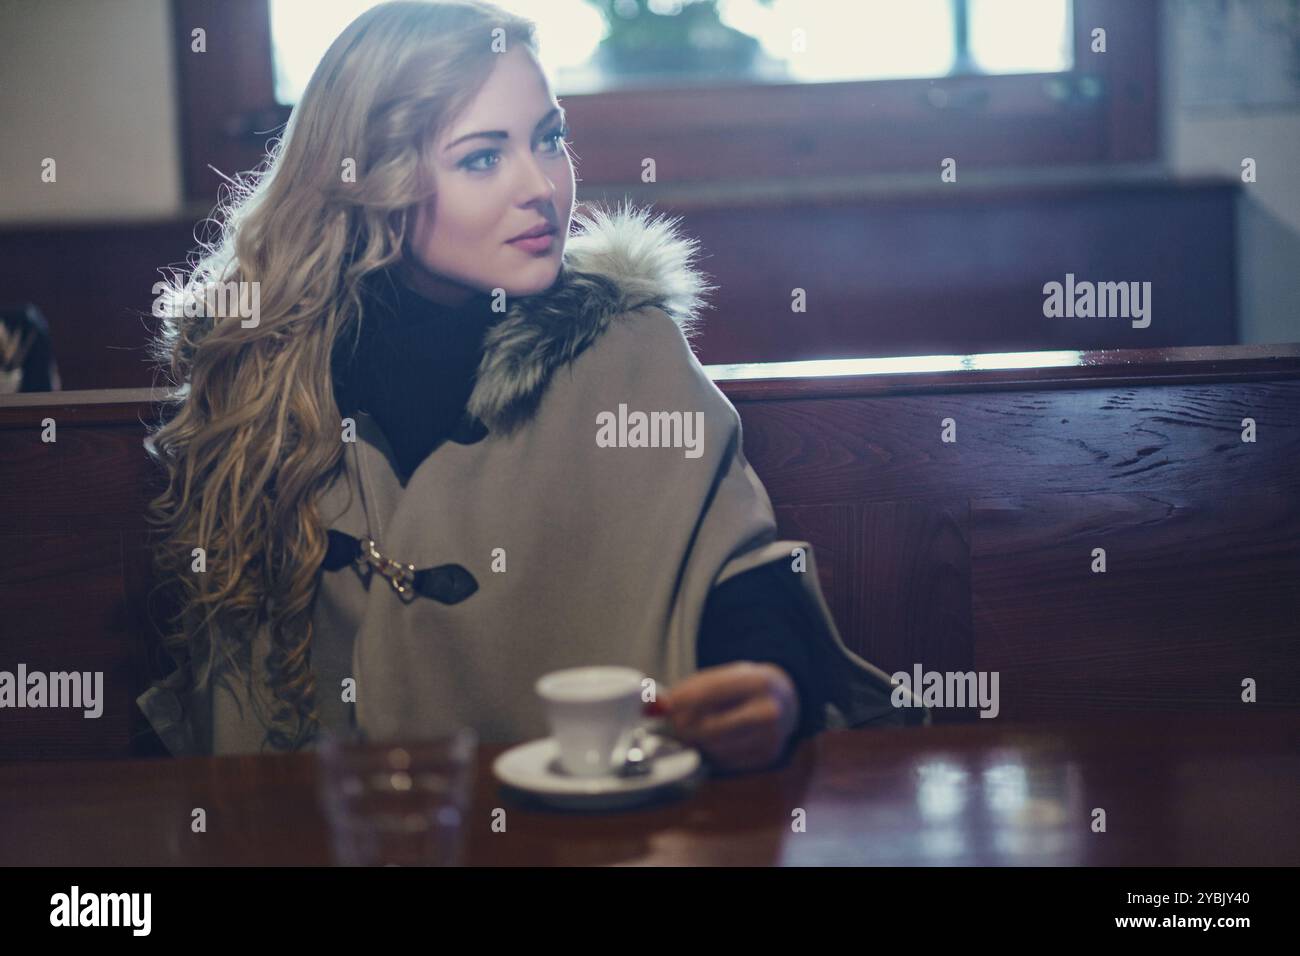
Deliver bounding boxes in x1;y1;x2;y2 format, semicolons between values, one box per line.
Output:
171;0;1159;204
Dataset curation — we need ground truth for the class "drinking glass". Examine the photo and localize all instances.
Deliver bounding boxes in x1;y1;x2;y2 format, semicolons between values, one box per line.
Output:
316;728;478;866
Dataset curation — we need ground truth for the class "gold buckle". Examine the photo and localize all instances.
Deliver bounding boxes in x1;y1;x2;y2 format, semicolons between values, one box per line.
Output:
353;537;417;600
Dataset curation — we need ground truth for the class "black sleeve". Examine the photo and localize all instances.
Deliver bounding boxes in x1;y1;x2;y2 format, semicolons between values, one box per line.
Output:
697;560;830;742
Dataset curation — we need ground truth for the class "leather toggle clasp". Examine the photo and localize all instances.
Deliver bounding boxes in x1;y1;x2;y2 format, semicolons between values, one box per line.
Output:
322;529;479;605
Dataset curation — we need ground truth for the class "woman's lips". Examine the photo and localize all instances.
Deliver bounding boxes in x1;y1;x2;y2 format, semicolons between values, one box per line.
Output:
508;230;556;253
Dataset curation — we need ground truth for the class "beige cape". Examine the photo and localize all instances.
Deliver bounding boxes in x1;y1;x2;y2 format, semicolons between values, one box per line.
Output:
137;202;928;756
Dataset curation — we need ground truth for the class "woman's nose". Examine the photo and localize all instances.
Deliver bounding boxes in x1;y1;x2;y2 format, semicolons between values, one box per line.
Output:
518;154;557;203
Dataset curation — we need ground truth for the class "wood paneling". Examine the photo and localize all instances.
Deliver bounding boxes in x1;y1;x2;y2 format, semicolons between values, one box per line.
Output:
970;491;1300;719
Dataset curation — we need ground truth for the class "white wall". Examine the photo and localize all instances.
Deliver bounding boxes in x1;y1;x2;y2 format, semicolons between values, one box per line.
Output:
1161;0;1300;345
0;0;182;223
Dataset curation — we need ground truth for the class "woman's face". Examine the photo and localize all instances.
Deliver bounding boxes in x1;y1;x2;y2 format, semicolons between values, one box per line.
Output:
404;46;576;306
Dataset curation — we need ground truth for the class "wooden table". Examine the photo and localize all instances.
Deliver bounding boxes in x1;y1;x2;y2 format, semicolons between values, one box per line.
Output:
2;713;1295;866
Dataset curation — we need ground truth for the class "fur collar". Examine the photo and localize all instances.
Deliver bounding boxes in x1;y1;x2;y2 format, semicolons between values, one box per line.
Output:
466;201;715;436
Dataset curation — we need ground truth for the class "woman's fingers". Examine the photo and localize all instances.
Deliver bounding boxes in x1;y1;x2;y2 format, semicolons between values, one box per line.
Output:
688;692;782;743
659;662;800;772
665;662;774;726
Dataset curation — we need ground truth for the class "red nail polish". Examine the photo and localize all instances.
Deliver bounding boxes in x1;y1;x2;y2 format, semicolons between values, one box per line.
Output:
644;699;666;716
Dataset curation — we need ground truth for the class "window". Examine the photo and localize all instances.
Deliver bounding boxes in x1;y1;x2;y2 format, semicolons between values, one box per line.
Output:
173;0;1157;203
269;0;1076;101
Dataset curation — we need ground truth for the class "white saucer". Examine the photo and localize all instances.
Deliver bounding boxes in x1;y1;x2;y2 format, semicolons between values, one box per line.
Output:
493;734;704;810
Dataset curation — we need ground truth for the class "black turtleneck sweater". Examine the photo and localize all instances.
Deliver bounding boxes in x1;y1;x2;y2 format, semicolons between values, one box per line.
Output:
331;270;830;742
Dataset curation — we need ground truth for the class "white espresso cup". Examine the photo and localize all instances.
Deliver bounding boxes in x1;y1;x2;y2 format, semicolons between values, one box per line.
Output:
535;666;646;778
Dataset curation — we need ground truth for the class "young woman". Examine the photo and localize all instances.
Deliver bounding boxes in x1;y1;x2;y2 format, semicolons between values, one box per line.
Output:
139;0;921;773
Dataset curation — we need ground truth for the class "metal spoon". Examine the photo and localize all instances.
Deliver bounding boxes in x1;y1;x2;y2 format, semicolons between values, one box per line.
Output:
618;726;654;777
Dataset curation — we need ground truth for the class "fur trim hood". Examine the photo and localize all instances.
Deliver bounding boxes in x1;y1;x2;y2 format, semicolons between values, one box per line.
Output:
466;201;716;436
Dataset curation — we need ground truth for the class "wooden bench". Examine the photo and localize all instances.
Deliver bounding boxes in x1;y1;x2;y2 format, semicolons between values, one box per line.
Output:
2;343;1297;759
0;179;1239;388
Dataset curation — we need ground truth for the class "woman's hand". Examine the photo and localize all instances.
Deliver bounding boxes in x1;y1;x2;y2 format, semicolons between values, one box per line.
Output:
657;661;800;773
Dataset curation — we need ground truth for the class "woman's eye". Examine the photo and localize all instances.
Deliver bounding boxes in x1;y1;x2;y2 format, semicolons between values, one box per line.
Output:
461;151;499;172
544;125;570;151
460;126;569;172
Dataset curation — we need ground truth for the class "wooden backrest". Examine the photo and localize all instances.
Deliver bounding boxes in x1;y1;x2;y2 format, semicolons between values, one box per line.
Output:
0;180;1238;389
723;345;1300;724
2;343;1298;758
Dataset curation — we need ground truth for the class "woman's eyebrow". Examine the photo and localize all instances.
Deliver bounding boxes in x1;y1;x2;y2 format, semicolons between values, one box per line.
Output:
444;106;566;152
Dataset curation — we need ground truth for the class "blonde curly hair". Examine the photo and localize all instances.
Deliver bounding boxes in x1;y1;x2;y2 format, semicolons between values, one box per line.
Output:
144;1;540;749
